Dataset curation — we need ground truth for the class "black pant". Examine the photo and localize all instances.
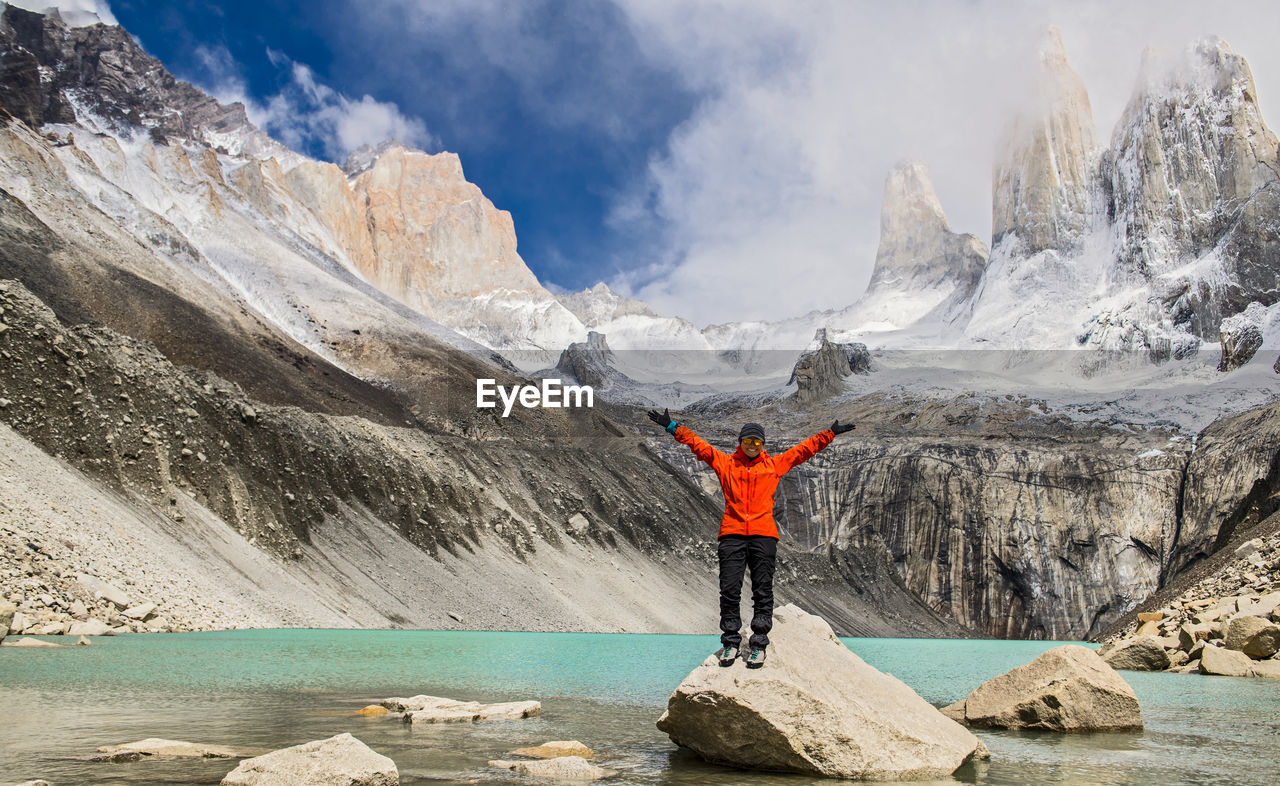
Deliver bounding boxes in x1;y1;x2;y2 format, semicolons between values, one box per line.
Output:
717;534;778;650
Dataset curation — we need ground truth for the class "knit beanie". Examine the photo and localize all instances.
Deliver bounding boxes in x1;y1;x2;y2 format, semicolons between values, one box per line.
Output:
738;422;766;443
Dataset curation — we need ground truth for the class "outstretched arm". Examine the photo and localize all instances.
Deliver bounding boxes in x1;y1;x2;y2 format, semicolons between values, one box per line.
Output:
774;420;853;475
647;408;724;467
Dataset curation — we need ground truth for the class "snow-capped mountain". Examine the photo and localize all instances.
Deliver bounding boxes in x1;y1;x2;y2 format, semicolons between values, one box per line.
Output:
2;2;1275;401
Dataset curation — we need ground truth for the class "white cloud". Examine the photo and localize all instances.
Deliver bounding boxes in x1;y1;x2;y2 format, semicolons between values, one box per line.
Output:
264;58;435;161
190;45;433;163
607;0;1280;326
6;0;116;26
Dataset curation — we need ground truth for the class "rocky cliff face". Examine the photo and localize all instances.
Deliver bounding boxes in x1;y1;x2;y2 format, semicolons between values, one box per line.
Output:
0;5;290;160
657;387;1280;641
991;27;1099;256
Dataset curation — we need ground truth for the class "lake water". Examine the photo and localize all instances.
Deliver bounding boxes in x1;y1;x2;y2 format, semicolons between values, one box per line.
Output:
1;630;1278;784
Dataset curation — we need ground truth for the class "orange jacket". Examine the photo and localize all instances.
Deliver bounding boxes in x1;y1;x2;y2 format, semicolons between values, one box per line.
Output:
672;425;834;539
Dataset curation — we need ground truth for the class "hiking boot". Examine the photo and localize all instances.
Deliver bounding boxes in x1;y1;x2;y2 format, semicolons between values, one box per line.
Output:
745;648;766;669
716;645;739;667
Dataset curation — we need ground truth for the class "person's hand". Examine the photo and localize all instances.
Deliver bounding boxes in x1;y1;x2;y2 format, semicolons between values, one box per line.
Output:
648;408;673;428
831;420;855;435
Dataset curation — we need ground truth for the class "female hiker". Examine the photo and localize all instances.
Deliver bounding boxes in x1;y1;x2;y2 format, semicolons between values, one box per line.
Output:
647;409;855;668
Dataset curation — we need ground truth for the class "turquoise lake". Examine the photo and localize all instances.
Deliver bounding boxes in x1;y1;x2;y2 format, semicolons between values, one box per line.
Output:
2;630;1278;784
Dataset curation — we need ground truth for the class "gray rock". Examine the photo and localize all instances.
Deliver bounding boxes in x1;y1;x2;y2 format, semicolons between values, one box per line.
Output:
1218;316;1264;372
1199;644;1257;677
76;574;130;610
92;749;144;763
489;756;616;780
220;733;397;785
1103;636;1171;671
958;645;1142;731
656;605;982;779
122;602;157;621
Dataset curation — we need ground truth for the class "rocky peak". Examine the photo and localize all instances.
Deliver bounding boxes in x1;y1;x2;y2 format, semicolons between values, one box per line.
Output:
341;139;405;178
352;146;543;301
1104;36;1280;337
868;161;986;294
554;330;615;389
1107;37;1279;275
991;25;1099;255
0;5;290;160
555;282;657;328
787;331;870;405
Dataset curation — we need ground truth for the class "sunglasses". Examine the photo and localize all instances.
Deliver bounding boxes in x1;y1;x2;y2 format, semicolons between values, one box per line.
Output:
740;437;764;447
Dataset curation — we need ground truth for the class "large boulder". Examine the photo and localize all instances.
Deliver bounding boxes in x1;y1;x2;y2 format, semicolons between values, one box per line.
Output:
219;733;397;785
1199;644;1257;677
1103;636;1171;671
953;645;1142;731
67;619;115;637
655;604;982;780
0;600;14;644
1224;616;1280;659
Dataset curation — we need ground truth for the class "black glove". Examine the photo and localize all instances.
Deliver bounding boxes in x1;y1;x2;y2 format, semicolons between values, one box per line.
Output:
647;408;673;429
831;420;855;435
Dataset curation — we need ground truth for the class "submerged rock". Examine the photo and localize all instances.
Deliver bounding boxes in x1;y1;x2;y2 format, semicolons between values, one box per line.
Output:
509;740;594;759
3;637;61;647
656;604;982;779
489;756;615;780
383;694;541;724
97;738;244;758
91;749;143;763
952;645;1142;731
356;705;389;717
220;733;397;785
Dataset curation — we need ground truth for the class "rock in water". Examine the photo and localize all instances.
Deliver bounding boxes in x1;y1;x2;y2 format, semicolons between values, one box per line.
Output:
219;733;397;785
956;645;1142;731
1199;644;1258;677
1103;636;1171;671
655;604;982;779
97;738;244;758
509;740;594;759
489;756;616;780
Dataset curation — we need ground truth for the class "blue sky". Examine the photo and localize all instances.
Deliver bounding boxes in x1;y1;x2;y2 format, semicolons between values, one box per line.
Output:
107;0;698;299
21;1;1280;326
